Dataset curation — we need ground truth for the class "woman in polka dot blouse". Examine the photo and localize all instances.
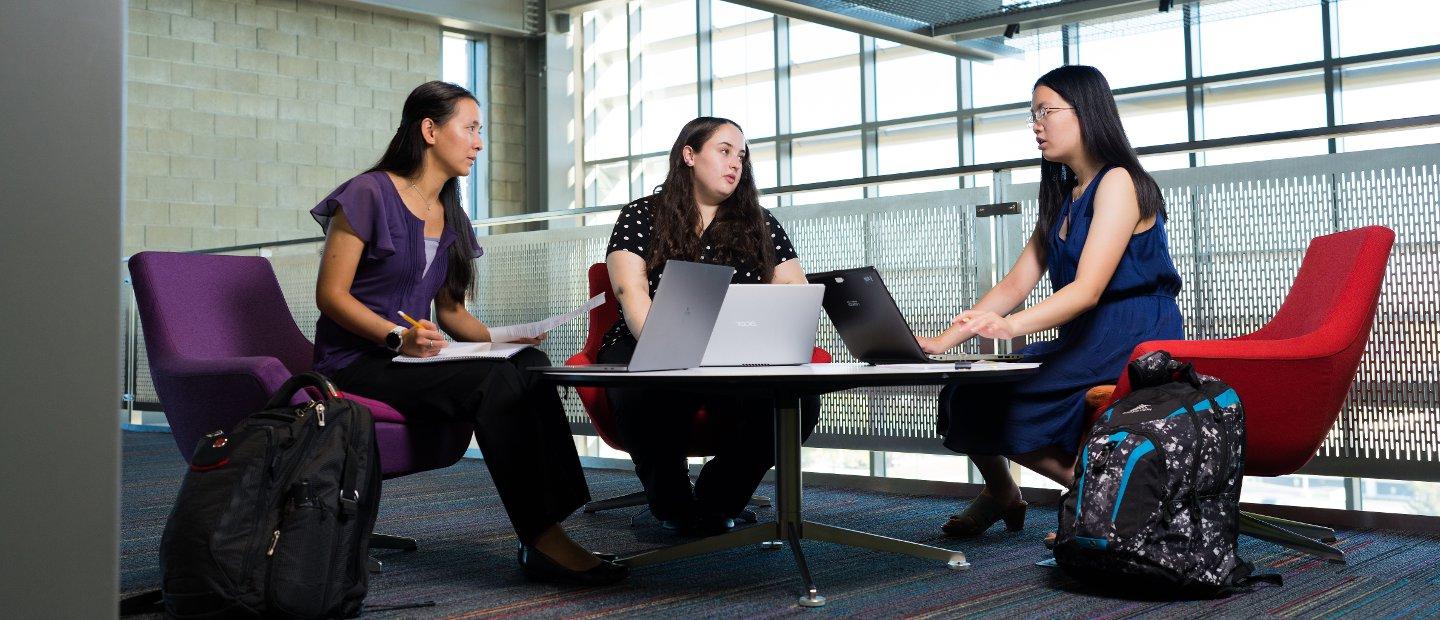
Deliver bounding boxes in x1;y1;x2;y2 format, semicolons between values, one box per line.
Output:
597;117;820;535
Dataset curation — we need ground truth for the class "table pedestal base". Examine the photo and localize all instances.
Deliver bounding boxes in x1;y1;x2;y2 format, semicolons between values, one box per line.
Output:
619;396;969;606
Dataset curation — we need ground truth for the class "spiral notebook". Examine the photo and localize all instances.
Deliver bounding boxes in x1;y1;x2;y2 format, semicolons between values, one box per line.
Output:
392;341;531;363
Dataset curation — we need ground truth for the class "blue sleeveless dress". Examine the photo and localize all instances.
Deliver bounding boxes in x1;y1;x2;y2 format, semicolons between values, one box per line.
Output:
938;165;1184;456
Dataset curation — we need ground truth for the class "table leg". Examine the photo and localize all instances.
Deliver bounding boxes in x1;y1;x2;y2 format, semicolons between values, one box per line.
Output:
773;394;829;606
803;521;969;569
620;523;779;568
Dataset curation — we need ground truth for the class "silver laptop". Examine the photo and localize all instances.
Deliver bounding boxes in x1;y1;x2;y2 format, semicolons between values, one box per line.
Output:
543;260;735;372
701;284;824;367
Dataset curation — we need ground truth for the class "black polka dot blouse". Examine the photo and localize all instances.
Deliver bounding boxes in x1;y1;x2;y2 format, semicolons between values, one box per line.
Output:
599;196;799;354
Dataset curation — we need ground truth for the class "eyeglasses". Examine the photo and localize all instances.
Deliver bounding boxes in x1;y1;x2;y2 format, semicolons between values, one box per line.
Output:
1027;106;1074;127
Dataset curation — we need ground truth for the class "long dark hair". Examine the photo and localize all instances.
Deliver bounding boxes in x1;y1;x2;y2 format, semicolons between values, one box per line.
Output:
1033;65;1165;250
646;117;776;280
368;80;475;304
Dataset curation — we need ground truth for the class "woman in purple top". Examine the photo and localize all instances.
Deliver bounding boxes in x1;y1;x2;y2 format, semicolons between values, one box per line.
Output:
311;81;625;586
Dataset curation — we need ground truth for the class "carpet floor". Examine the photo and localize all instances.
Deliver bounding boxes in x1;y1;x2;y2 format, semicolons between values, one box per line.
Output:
120;431;1440;618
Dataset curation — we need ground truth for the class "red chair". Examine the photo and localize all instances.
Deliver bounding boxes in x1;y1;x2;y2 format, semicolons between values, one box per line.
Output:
1085;226;1395;562
568;262;832;513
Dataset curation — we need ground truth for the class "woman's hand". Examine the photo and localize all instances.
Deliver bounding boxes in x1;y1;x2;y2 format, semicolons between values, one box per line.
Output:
916;334;951;354
917;311;981;354
958;311;1018;340
948;309;983;332
401;319;447;357
509;332;548;346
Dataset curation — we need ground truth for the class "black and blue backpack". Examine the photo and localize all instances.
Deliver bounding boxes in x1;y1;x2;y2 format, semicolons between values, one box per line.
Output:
1054;351;1281;597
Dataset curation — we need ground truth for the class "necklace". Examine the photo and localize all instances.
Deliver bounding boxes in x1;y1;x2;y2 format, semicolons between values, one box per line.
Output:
406;181;437;215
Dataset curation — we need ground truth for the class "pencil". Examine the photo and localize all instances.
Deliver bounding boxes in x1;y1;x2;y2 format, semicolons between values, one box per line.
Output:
396;310;423;330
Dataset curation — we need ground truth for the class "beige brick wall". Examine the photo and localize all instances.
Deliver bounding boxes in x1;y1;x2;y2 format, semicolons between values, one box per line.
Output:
125;0;531;255
486;35;527;222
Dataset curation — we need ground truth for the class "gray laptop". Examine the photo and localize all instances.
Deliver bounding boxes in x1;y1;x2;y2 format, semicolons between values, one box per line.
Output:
701;284;824;367
546;260;735;372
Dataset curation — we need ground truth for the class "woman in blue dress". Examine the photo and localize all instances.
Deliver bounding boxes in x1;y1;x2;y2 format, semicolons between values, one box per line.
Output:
916;65;1184;538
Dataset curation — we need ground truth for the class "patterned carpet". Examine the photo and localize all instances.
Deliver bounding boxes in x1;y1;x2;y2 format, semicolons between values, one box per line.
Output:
120;431;1440;618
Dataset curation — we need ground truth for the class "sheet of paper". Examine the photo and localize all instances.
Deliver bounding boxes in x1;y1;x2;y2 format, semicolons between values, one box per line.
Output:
392;341;532;363
488;293;606;343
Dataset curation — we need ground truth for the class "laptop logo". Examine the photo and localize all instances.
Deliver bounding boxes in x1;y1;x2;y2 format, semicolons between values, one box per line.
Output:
736;321;758;327
863;276;873;283
833;276;845;283
846;300;860;307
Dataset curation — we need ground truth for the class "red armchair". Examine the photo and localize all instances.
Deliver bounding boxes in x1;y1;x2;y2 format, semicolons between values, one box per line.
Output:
568;262;832;513
1086;226;1395;562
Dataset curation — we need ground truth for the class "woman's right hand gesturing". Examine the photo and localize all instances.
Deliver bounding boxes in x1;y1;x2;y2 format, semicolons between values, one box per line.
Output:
401;319;448;357
915;310;982;354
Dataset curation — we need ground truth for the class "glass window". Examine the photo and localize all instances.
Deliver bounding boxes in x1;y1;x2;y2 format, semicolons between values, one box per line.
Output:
1360;478;1440;516
788;21;860;133
1076;10;1185;89
585;161;629;207
747;140;777;190
801;447;870;475
791;131;863;204
971;107;1035;165
876;120;960;196
1241;474;1347;510
746;141;779;208
442;34;474;217
635;0;699;155
1201;71;1326;139
875;40;956;121
1337;0;1440;57
968;30;1063;109
582;5;629;161
712;0;767;28
1140;153;1191;171
638;155;668;198
1198;1;1321;76
1116;89;1188;147
1201;139;1329;166
712;8;776;138
442;33;488;220
1337;55;1440;152
884;453;970;483
1199;70;1328;165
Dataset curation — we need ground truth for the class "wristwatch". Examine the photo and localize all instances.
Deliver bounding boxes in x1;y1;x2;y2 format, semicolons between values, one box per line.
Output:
385;325;406;352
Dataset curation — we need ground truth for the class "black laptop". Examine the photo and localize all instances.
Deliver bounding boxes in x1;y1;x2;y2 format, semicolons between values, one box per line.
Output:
806;266;1024;365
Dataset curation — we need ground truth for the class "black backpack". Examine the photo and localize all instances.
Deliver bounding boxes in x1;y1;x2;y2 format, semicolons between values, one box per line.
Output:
1054;351;1280;597
135;372;382;618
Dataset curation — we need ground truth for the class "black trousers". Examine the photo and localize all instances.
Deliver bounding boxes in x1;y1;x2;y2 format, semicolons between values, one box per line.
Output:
599;341;819;521
331;347;589;544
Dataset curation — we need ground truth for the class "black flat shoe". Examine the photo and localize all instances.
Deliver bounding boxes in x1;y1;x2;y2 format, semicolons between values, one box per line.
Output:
517;545;628;586
660;514;734;536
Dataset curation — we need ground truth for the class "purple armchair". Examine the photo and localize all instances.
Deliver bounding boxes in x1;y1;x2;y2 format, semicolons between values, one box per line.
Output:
128;251;474;564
